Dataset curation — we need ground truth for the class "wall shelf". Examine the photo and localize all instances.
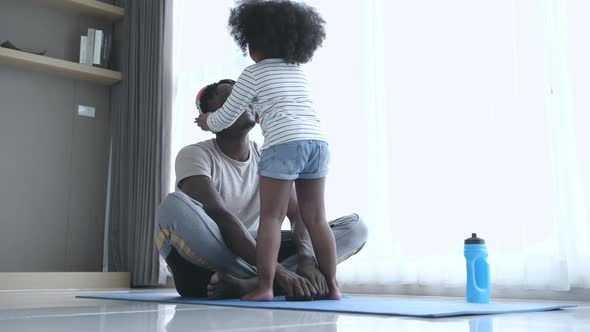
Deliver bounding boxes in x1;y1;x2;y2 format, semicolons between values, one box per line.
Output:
0;47;122;85
35;0;125;21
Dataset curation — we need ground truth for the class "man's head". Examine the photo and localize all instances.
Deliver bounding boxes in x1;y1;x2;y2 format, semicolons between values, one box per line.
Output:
196;79;256;136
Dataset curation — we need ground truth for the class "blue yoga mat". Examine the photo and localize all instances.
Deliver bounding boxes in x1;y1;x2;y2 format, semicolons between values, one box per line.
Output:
78;292;575;318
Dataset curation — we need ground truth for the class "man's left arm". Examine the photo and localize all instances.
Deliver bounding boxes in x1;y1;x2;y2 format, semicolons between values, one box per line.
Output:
286;188;329;296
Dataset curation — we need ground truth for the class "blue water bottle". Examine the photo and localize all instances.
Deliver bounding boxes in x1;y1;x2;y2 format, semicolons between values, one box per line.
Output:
464;233;491;303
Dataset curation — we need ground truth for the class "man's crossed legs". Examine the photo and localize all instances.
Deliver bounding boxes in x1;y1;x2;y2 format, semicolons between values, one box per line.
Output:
156;192;368;298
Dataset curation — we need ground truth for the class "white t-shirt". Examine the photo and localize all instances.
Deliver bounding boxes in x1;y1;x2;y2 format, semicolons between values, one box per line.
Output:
175;139;261;230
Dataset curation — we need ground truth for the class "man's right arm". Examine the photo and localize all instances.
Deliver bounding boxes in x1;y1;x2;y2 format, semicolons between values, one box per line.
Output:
179;175;258;265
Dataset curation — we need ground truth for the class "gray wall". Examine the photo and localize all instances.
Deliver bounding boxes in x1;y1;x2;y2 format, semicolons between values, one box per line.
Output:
0;0;114;271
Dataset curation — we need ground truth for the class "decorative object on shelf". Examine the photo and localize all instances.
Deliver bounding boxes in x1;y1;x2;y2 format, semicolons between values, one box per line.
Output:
0;40;47;56
79;28;112;69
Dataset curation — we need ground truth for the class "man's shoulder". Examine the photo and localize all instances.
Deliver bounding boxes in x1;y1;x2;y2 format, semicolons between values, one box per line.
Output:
177;139;216;155
176;138;260;165
175;139;218;165
174;140;218;185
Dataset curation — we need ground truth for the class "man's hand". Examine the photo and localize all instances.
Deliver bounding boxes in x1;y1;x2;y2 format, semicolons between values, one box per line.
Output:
296;256;329;297
195;112;212;131
275;265;317;298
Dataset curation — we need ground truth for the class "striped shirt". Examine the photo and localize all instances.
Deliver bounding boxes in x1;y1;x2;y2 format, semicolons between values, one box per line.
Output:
207;58;327;150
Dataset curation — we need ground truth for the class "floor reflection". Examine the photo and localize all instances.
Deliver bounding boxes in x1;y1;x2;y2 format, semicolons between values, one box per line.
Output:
165;305;339;332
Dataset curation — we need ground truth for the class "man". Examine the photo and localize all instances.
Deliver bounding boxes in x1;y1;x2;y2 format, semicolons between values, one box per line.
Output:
156;79;368;299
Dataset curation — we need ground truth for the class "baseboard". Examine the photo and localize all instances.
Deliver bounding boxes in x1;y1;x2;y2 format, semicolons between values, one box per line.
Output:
0;272;130;290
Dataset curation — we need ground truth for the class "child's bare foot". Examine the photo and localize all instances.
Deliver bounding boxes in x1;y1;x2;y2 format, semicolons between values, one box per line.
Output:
241;286;274;301
207;272;258;300
326;279;342;300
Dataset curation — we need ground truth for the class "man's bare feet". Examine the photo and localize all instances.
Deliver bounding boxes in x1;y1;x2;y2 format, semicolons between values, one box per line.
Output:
207;272;257;300
241;286;274;301
325;279;342;300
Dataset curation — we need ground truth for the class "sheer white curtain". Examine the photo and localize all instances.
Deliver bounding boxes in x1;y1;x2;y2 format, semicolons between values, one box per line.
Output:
171;0;590;292
170;0;263;191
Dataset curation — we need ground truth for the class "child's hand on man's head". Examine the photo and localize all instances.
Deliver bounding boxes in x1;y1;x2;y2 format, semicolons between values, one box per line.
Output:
195;112;212;131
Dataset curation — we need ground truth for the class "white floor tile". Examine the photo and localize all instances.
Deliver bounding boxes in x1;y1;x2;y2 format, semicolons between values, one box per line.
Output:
0;289;588;332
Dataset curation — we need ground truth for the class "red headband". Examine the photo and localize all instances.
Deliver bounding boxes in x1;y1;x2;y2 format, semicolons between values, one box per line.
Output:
195;85;208;112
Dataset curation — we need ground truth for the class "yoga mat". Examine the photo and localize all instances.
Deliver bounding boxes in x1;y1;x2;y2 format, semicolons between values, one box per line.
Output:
78;292;576;318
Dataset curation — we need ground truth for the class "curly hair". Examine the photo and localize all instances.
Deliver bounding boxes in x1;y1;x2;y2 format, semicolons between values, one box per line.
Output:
198;79;235;113
228;0;326;64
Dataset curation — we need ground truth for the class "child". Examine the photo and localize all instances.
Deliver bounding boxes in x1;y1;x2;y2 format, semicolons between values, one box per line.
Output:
197;0;340;301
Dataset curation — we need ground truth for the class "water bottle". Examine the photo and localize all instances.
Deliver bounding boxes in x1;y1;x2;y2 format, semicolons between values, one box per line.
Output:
464;233;491;303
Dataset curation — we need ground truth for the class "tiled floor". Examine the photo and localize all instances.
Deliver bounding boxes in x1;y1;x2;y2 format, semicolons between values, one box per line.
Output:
0;289;588;331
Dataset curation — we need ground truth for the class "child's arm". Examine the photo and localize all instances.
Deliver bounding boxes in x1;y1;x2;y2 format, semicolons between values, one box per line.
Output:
206;68;257;132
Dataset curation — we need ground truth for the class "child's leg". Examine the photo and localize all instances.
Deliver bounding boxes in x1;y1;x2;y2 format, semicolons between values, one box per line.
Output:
241;176;294;301
294;177;341;300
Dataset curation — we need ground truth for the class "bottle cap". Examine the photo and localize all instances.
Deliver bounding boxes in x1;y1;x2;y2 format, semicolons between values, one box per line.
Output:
465;233;485;244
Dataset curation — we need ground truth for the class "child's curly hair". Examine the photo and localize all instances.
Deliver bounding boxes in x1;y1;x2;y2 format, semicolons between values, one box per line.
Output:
228;0;326;64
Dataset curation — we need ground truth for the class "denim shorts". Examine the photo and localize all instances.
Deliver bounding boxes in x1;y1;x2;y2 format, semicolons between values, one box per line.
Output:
258;140;330;180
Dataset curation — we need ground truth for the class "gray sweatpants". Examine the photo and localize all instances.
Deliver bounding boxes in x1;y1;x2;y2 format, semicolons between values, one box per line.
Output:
156;191;368;279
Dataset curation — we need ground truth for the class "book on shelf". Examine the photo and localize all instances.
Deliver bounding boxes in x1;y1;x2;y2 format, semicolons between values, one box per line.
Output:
79;36;87;64
79;29;112;69
97;32;112;69
85;28;95;65
93;30;103;65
